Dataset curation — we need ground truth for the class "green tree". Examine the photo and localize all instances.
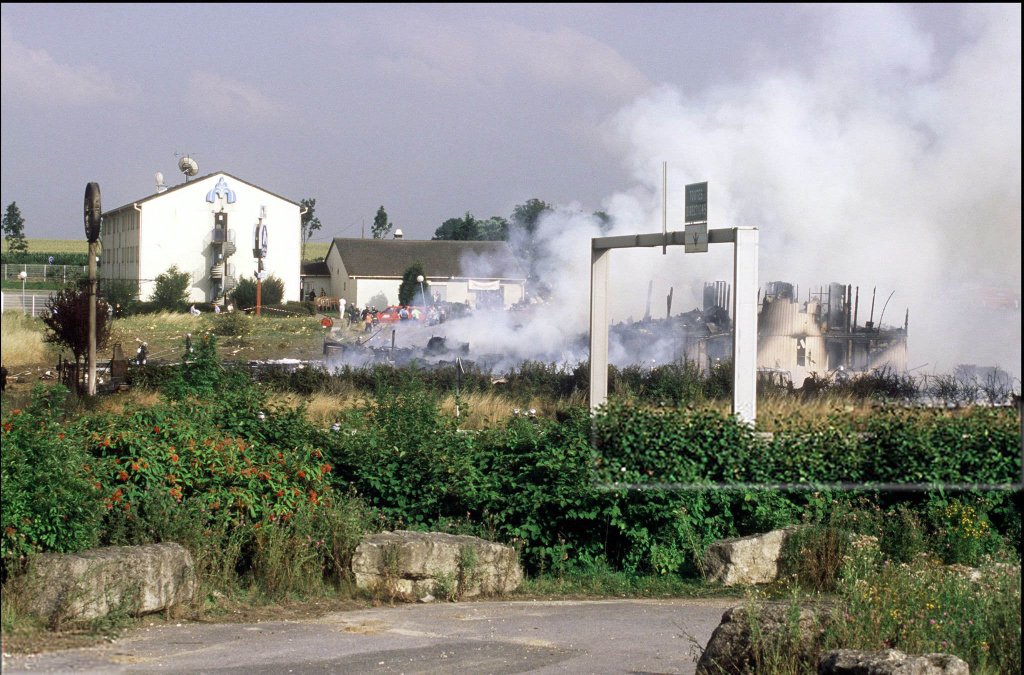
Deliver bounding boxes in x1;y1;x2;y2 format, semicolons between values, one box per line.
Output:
2;202;28;257
479;216;509;241
152;265;191;312
510;198;553;294
398;263;430;306
372;205;393;240
510;198;552;236
432;212;479;241
42;282;111;366
300;198;322;261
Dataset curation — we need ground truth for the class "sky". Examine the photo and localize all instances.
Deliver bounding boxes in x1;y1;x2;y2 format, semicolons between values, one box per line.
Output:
1;4;1020;378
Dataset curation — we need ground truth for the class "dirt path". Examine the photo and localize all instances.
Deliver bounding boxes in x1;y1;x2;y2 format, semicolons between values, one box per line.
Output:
2;598;735;674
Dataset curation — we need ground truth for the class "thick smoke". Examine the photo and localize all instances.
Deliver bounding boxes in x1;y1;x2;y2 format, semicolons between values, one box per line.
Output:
444;5;1021;379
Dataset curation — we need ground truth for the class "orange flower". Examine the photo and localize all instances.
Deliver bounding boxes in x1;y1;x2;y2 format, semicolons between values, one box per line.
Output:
308;490;319;505
118;470;129;481
297;470;307;479
320;463;332;474
153;426;160;433
276;489;285;497
2;423;12;433
170;454;179;463
131;462;140;471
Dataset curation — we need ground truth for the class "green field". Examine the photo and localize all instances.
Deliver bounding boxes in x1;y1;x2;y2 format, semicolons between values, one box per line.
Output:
1;238;88;254
3;239;332;260
305;242;329;260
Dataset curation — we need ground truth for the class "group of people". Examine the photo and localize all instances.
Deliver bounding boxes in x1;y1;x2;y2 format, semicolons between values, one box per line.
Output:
345;304;447;333
189;303;231;315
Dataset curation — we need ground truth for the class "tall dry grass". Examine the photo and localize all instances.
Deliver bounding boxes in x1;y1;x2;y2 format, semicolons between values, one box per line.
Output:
0;312;51;368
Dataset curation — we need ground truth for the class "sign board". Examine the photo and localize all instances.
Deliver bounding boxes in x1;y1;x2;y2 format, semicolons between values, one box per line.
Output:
685;222;708;253
253;223;268;258
84;182;102;242
684;182;707;223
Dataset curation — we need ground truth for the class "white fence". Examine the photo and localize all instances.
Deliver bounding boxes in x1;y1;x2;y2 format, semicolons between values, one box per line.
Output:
1;263;87;283
1;290;51;317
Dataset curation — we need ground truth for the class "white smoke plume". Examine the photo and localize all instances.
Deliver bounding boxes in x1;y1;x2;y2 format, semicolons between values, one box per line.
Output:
446;5;1021;380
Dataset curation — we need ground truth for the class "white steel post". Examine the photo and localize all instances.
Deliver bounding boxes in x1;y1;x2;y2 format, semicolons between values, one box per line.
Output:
732;227;759;424
589;248;610;411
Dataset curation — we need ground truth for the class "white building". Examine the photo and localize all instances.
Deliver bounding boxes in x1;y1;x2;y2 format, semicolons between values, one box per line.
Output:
324;236;526;310
100;172;301;304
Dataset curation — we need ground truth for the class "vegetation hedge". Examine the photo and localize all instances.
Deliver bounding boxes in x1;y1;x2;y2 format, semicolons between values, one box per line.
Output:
3;357;1021;585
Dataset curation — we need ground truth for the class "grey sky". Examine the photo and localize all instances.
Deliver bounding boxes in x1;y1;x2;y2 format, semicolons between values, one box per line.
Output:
2;4;1020;376
1;4;982;240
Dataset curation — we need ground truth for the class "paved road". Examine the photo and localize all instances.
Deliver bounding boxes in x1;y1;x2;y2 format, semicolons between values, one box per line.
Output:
3;598;735;674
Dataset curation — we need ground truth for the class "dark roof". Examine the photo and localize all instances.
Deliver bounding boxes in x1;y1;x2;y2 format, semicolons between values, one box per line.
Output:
103;171;300;216
327;238;525;280
301;260;330;276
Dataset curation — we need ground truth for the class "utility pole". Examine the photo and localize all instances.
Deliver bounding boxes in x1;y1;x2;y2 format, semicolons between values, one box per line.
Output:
84;183;102;396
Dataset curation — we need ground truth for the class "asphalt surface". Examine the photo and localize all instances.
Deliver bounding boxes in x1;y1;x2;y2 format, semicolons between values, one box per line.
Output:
2;598;736;674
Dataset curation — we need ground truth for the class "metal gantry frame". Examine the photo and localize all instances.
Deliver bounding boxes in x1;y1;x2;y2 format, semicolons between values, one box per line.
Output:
589;226;759;424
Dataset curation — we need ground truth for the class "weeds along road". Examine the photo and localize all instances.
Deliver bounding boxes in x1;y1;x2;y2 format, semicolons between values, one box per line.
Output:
2;598;736;674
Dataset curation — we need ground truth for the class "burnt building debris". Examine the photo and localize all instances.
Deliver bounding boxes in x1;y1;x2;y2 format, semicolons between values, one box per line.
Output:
647;280;909;385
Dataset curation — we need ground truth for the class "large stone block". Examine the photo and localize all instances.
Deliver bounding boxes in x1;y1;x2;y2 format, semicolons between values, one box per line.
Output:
819;649;970;675
696;602;834;675
351;530;522;600
16;543;196;625
703;527;798;586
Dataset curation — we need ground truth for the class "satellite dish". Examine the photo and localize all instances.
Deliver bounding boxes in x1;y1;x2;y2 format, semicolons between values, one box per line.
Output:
178;156;198;178
155;171;167;193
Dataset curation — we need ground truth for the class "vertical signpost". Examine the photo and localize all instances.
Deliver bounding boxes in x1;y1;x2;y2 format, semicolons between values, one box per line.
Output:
589;180;758;424
84;183;102;397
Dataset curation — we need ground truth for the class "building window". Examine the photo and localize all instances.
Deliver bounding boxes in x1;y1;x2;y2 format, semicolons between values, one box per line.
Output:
797;338;806;367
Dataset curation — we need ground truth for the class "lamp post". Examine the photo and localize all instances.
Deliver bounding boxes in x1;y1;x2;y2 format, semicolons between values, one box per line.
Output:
18;270;27;310
416;274;427;307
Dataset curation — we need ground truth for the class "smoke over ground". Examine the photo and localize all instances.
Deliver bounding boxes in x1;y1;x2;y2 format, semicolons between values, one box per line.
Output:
445;5;1021;380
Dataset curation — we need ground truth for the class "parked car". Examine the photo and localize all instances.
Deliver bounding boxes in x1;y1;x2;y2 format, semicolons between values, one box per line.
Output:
376;305;427;323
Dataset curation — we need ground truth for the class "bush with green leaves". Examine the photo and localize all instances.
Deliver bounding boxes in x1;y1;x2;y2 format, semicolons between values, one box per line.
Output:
210;310;253;337
231;275;284;311
1;386;104;579
151;265;191;312
99;278;140;313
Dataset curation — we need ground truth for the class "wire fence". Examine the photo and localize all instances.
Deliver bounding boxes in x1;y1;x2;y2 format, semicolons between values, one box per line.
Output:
1;263;88;282
0;291;51;317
